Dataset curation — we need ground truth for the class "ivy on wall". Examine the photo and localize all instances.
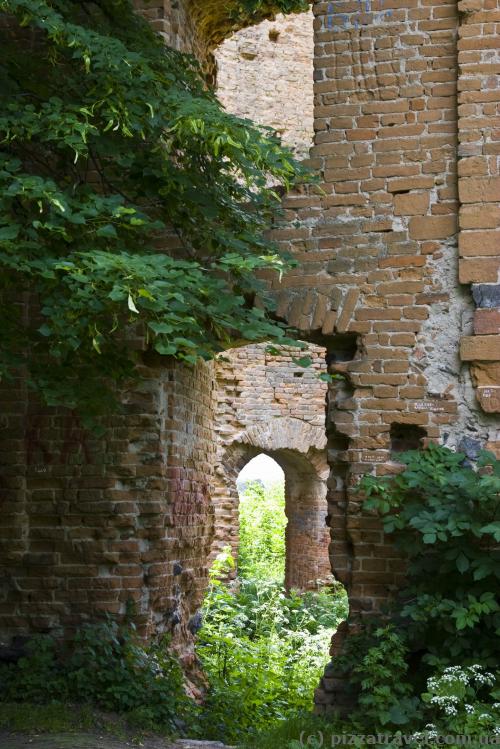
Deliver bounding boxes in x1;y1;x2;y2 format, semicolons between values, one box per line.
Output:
0;0;308;417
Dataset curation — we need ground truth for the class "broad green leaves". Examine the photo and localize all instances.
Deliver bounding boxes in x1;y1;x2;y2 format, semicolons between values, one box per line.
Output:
199;544;348;742
361;444;500;663
0;0;308;414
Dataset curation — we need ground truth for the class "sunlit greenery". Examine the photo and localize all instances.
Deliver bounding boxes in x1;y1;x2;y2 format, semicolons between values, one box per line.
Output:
238;480;287;582
197;547;348;743
244;446;500;748
195;478;348;742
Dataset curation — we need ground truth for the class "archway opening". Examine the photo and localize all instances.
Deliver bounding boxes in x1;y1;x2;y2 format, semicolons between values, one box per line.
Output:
237;453;286;584
202;342;350;738
198;446;348;742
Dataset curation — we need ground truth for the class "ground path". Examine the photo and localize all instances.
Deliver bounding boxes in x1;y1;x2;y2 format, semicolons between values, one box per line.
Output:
0;734;232;749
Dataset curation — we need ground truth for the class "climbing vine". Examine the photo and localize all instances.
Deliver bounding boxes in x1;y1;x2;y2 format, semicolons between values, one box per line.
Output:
0;0;308;416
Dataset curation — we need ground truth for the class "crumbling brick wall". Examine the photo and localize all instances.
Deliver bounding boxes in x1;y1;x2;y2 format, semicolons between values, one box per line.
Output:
0;0;219;689
258;0;499;711
0;358;216;689
213;343;331;590
1;0;499;712
134;0;216;78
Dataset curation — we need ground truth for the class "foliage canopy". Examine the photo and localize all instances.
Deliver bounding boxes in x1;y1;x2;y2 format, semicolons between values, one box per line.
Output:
0;0;307;415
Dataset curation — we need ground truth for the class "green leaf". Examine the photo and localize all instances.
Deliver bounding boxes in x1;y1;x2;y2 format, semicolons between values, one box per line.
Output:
292;356;312;368
422;533;436;544
96;224;118;238
0;224;20;240
480;522;500;542
38;324;52;337
456;553;469;573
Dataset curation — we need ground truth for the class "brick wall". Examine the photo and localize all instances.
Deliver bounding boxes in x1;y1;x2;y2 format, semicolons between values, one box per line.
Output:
258;0;499;711
0;0;218;689
216;11;314;159
1;0;499;712
0;358;216;689
457;0;500;431
134;0;216;78
213;343;331;590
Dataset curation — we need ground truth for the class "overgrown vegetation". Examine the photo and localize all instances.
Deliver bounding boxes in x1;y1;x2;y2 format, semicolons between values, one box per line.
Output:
0;479;347;742
197;547;348;743
245;445;500;747
1;447;498;746
0;622;190;734
238;480;287;581
0;0;308;417
362;443;500;667
191;478;347;742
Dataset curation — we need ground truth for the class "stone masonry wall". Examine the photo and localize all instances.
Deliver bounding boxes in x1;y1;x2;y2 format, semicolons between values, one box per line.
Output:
213;343;332;590
0;358;216;690
457;0;500;425
259;0;500;711
216;11;315;159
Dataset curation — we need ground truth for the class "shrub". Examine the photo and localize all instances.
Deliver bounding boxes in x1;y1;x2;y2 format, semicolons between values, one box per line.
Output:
197;549;348;742
0;621;190;733
361;444;500;666
238;480;287;582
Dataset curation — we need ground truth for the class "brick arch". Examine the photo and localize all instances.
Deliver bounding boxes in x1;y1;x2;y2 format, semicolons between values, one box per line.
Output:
212;416;331;590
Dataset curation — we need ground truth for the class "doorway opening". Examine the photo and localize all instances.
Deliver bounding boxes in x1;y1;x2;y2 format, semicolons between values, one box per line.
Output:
237;454;286;584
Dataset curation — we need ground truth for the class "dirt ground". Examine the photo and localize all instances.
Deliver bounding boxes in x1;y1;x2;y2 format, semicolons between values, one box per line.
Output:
0;734;230;749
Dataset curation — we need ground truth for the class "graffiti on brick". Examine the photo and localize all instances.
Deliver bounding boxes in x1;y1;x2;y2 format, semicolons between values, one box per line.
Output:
325;0;393;30
413;400;446;413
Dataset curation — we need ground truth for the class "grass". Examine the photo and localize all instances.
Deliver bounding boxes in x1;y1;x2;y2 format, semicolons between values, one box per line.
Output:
241;712;338;749
0;703;131;739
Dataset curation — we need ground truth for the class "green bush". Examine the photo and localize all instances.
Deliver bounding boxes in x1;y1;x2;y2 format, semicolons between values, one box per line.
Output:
197;549;348;742
361;444;500;666
0;621;190;733
243;664;500;749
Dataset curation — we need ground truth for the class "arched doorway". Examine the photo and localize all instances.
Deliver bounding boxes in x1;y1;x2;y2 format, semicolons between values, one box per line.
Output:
213;433;331;591
237;454;286;583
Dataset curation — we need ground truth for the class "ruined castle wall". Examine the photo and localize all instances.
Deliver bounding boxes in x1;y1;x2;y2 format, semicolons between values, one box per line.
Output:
260;0;500;711
457;0;500;421
0;1;218;678
1;0;499;711
213;343;332;590
0;358;216;683
134;0;215;76
215;11;315;159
